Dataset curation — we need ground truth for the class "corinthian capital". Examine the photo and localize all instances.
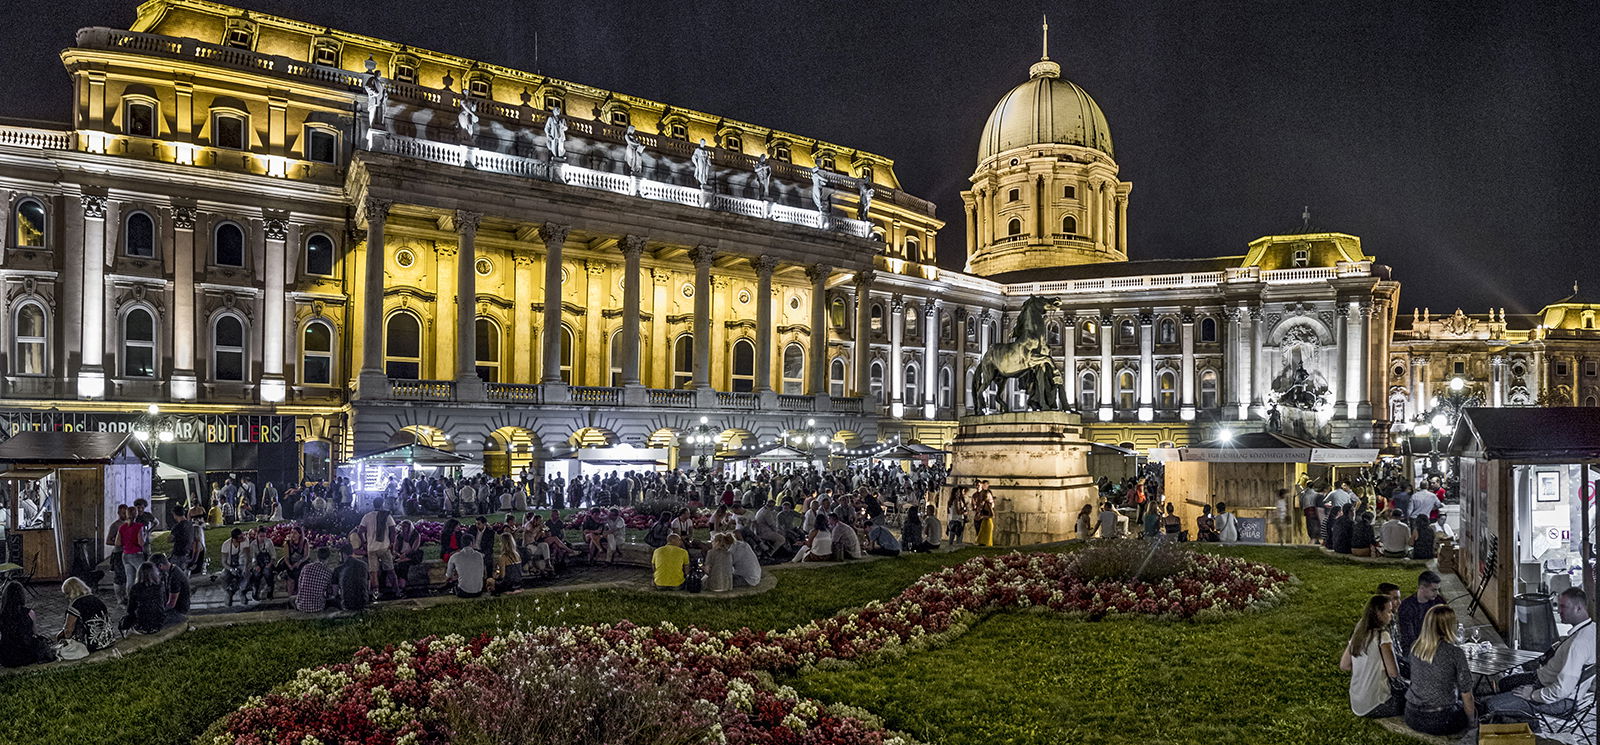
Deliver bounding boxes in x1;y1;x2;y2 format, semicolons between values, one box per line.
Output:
455;210;482;237
804;263;832;286
852;269;875;288
620;235;648;261
750;255;779;277
538;222;570;247
688;244;717;269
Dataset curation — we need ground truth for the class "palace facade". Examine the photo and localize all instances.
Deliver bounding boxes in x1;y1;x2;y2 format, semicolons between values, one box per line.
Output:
0;1;1594;487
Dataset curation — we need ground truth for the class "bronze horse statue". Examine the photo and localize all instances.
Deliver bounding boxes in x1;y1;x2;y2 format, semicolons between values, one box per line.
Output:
970;296;1065;414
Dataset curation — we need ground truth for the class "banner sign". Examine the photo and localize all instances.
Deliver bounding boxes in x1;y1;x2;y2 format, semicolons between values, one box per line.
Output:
0;411;291;445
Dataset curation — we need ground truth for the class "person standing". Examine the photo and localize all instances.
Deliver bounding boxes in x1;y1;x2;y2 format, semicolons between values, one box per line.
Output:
973;481;995;547
1300;481;1323;543
106;505;132;604
946;486;969;546
1215;502;1239;544
165;506;197;594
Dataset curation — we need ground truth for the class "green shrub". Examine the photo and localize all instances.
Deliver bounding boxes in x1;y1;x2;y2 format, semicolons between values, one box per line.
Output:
1067;539;1191;583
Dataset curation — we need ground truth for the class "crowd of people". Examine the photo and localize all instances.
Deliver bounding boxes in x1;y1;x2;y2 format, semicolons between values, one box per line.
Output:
1298;478;1453;560
1339;571;1594;737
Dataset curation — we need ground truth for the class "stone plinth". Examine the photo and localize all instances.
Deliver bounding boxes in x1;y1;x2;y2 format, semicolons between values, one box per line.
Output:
947;411;1099;546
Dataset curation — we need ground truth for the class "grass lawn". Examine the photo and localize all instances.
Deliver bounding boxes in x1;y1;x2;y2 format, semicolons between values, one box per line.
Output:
0;545;1424;745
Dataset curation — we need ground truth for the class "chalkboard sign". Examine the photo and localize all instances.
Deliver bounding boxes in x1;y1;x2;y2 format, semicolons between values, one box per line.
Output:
1237;517;1268;543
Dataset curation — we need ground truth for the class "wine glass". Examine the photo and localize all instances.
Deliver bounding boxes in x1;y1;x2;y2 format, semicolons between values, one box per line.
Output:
1470;626;1483;645
1456;622;1466;643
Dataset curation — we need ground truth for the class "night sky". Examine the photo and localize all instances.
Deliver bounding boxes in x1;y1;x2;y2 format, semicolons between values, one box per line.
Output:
8;1;1597;315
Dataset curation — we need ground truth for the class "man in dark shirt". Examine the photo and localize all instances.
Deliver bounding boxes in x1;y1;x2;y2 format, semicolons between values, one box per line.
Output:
1330;504;1354;554
1396;570;1446;661
151;553;190;619
335;544;369;611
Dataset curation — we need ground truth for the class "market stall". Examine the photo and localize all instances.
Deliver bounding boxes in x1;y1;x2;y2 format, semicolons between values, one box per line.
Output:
345;444;472;508
1449;407;1598;637
1149;432;1379;544
0;432;150;582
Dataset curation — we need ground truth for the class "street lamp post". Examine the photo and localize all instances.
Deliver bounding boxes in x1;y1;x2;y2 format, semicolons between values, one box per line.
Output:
685;415;718;470
1411;376;1483;500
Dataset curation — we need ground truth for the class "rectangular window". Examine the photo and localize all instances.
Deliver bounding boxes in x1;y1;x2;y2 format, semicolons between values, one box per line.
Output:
1555;362;1569;377
468;78;490;98
305;127;337;164
213;113;246;150
1586;361;1598;377
394;63;417;84
125;101;156;137
1063;185;1076;199
312;43;339;67
1453;361;1465;376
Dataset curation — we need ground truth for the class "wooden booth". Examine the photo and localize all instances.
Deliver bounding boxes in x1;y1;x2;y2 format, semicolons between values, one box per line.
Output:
1150;432;1379;544
0;432;151;582
1449;407;1598;635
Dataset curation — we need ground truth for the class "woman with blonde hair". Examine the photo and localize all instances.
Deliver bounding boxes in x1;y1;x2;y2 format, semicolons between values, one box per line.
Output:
1403;604;1475;734
704;532;734;592
1338;594;1403;717
491;532;523;595
55;577;116;656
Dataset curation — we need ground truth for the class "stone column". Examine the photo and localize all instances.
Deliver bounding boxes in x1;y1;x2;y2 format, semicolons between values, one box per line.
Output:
752;255;777;394
1490;355;1504;406
1360;302;1378;416
1343;302;1362;419
688;245;716;391
170;206;199;400
538;223;569;389
852;270;874;398
806;264;830;396
1138;313;1154;421
1180;312;1196;420
922;301;939;416
454;211;484;400
889;295;905;417
1116;194;1129;254
1063;314;1078;410
619;236;647;392
77;196;108;399
583;260;608;386
1224;307;1241;414
355;196;392;398
1412;356;1428;420
964;203;977;256
650;268;671;388
512;253;536;382
1098;313;1113;421
1238;305;1256;418
1034;175;1047;240
953;308;969;416
260;218;289;402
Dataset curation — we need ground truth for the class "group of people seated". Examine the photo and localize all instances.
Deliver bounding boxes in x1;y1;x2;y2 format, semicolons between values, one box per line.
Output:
1341;571;1594;737
1303;479;1450;559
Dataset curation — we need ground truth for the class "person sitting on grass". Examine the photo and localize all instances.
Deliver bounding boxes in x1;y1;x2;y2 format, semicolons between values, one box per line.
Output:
1161;503;1183;540
1403;604;1475;736
1397;570;1446;663
729;533;762;587
0;581;53;666
392;521;423;596
491;533;523;595
791;521;834;563
294;548;334;613
704;532;734;592
118;562;170;636
1409;516;1437;561
830;514;864;561
1378;510;1412;558
901;506;935;553
334;544;369;612
644;511;673;549
1141;505;1161;538
652;534;690;590
922;505;942;551
445;529;486;599
1096;501;1121;539
1331;504;1354;555
55;576;115;654
1340;594;1404;718
1478;587;1594;724
865;516;901;557
1350;510;1376;557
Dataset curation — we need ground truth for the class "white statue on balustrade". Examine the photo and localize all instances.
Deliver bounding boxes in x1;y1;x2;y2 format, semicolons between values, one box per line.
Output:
810;166;828;214
753;153;772;203
457;97;479;142
362;58;387;129
692;139;712;187
544;105;568;161
624;125;645;177
857;176;874;221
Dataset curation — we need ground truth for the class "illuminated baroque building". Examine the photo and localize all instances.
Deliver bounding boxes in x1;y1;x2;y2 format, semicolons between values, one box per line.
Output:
0;2;1593;485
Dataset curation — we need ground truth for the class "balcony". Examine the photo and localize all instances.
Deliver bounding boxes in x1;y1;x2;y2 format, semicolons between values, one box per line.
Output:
485;382;542;403
373;380;865;417
387;379;455;401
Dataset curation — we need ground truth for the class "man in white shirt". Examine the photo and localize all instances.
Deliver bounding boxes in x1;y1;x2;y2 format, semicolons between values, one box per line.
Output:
1407;482;1440;520
1095;502;1121;539
456;483;476;516
445;539;486;598
1377;510;1412;558
1480;587;1595;720
1325;482;1355;510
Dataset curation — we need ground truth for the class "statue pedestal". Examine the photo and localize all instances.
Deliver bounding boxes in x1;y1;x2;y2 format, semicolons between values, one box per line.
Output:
947;411;1099;546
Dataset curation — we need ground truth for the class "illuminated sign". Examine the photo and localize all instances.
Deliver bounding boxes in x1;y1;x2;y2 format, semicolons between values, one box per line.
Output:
0;412;292;445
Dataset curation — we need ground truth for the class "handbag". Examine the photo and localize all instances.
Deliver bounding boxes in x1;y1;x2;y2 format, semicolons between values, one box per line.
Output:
55;639;89;661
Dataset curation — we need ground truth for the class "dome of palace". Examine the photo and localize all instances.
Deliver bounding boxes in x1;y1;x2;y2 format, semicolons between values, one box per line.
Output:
976;58;1114;163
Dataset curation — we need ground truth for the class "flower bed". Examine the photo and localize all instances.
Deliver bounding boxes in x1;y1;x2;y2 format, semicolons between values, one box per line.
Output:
208;548;1292;745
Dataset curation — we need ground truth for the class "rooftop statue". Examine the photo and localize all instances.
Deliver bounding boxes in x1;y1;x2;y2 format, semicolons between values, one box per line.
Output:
457;97;479;141
857;176;874;221
624;125;645;176
810;166;827;213
753;153;772;200
543;105;567;160
692;138;712;187
361;59;387;129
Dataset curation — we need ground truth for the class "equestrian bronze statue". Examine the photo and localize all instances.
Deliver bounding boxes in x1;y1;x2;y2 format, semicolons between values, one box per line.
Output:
970;296;1068;414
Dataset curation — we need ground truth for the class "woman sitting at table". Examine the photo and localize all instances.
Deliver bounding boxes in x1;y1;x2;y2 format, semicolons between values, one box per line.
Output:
1403;605;1475;735
1340;594;1404;717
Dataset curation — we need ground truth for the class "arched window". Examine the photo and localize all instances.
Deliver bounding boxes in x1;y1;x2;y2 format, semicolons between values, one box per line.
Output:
731;338;755;392
869;303;884;332
608;330;630;387
1158;371;1177;409
214;222;245;266
1079;371;1098;411
1200;317;1217;343
869;360;884;397
938;366;953;408
672;334;694;389
304;233;335;276
1046;322;1062;346
904;363;919;406
301;320;333;385
1007;218;1022;236
384;312;421;379
940;312;953;342
1117;370;1136;410
782;343;805;394
1200;369;1219;409
829;358;847;397
12;302;46;375
123;307;157;378
124;98;156;137
559;326;574;384
212;314;246;381
1585;395;1598;407
905;236;920;260
14;199;45;248
1079;320;1098;346
1119;319;1135;341
903;305;918;337
1158;318;1177;345
1062;215;1077;235
124;211;155;258
830;297;847;328
475;317;500;382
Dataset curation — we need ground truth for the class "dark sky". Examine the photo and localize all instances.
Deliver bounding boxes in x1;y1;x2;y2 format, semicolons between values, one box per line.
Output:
8;1;1598;314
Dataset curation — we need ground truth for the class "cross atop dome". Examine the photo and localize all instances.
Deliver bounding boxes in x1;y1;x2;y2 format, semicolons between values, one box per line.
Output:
1030;15;1061;79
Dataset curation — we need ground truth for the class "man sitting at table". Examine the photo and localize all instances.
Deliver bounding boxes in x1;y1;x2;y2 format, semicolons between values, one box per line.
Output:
1478;587;1595;724
1397;571;1446;664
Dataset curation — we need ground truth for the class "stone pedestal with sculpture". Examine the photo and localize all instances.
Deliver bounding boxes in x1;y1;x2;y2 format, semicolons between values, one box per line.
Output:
946;411;1099;545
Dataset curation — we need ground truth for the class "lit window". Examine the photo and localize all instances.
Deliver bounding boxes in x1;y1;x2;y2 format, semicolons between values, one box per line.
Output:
304;233;335;276
559;326;574;383
13;303;46;376
475;318;500;382
1293;249;1309;267
302;321;333;385
14;199;46;248
212;314;245;381
818;152;835;170
385;312;422;379
731;339;755;392
125;99;156;137
305;127;337;164
543;95;563;112
124;211;155;258
723;134;742;151
830;358;846;397
212;112;246;150
870;304;884;332
1117;371;1136;410
1158;371;1177;409
609;109;630;126
312;43;339;67
224;27;253;50
123;306;159;375
773;143;791;162
1200;370;1219;409
782;344;805;394
214;223;245;266
830;297;847;328
673;335;694;389
670;122;687;139
1159;318;1177;345
1079;372;1098;411
904;364;919;406
468;77;490;99
938;366;953;408
869;361;884;397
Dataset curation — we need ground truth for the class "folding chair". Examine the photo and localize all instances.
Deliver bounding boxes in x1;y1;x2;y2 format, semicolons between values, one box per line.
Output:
1466;535;1498;617
1535;663;1596;741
